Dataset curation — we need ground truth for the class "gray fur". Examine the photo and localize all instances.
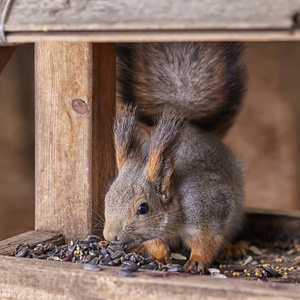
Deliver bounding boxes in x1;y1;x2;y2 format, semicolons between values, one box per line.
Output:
117;42;246;137
104;42;245;266
104;109;244;258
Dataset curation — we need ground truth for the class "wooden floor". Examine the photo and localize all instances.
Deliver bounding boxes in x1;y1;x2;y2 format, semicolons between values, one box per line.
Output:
1;209;300;299
1;1;300;299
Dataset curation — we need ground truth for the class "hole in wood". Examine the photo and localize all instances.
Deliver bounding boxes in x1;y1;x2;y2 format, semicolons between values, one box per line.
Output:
71;98;88;115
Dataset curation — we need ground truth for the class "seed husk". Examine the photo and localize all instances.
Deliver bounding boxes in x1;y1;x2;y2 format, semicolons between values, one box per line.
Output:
118;270;134;277
262;266;281;277
16;247;28;257
171;253;187;260
211;273;227;279
83;263;100;272
121;263;139;272
111;251;123;260
141;264;157;270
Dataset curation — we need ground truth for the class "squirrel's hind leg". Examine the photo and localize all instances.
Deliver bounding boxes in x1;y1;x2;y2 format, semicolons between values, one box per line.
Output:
183;232;223;273
217;240;249;261
133;239;172;264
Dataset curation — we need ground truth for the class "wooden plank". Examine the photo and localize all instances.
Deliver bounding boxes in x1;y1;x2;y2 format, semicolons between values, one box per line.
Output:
92;43;116;235
0;46;16;74
0;255;299;300
35;42;115;242
0;231;64;256
5;0;300;32
1;0;300;43
5;30;300;44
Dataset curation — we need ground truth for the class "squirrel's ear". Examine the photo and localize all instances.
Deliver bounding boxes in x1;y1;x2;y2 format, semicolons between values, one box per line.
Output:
114;105;140;171
146;110;184;199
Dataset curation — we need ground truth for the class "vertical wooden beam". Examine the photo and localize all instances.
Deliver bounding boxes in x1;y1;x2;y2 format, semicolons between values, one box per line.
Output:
0;46;16;75
92;44;116;234
35;42;116;242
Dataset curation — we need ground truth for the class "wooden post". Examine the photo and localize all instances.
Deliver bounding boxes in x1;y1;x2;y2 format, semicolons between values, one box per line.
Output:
35;42;116;242
0;46;16;74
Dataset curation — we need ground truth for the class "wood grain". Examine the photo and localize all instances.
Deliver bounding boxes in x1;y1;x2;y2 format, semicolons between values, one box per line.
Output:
0;230;64;255
35;42;115;242
1;0;300;43
5;0;300;31
0;255;299;300
5;30;300;44
0;46;16;74
92;43;116;235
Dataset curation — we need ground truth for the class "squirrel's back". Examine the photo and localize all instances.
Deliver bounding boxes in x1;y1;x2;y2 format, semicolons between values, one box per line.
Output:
117;42;246;137
173;125;244;241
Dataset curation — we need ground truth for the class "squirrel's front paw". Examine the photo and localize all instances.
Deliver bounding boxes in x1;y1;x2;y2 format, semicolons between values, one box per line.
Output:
182;259;208;273
134;239;172;264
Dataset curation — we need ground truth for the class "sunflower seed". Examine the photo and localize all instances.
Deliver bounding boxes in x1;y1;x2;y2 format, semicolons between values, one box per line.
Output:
118;270;134;277
83;264;100;272
16;247;28;257
171;253;187;260
121;263;139;272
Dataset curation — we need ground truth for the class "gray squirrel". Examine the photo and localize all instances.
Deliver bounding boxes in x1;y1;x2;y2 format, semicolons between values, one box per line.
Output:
103;42;246;272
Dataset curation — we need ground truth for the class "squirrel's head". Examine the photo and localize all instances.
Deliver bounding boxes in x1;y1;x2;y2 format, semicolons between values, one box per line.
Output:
103;106;184;249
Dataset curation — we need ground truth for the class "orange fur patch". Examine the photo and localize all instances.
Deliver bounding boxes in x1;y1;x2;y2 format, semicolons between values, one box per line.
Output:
147;149;163;181
138;239;172;264
184;231;223;272
115;149;126;171
217;240;249;261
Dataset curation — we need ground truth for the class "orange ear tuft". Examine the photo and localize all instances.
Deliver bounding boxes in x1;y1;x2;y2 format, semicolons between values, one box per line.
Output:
115;147;127;171
146;110;184;185
114;105;140;172
147;149;163;181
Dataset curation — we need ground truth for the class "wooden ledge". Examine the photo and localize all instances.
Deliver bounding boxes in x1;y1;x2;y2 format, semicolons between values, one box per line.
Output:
5;30;300;44
0;255;299;300
0;231;64;256
0;208;300;299
2;0;300;43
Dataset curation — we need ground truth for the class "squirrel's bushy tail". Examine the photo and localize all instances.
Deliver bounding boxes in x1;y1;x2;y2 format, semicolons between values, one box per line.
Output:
117;42;246;137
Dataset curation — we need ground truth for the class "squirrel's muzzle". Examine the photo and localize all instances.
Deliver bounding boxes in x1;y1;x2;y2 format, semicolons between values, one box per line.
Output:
103;226;120;242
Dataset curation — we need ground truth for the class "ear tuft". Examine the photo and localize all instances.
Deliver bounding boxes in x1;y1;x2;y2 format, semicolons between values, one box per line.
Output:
146;110;185;183
114;105;140;171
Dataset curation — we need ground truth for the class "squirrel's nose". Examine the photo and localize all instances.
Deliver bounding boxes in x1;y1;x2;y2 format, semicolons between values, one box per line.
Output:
103;227;119;242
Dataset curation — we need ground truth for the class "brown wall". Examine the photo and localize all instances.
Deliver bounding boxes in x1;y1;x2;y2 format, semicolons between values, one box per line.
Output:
0;42;299;240
0;44;34;240
225;42;300;211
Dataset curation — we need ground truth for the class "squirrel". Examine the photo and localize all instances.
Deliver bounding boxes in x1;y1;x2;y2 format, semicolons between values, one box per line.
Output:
103;42;246;272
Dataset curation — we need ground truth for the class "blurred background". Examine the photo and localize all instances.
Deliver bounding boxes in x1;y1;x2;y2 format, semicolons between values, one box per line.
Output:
0;42;299;240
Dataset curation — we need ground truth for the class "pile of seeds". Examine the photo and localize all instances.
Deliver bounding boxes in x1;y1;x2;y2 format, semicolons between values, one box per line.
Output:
12;235;181;277
11;235;300;281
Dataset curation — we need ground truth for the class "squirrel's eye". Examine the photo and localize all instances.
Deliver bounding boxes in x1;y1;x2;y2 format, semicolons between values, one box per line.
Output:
137;202;149;215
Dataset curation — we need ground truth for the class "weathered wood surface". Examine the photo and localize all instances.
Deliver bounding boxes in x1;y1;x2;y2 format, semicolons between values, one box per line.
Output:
0;230;64;255
35;42;115;242
0;255;299;300
0;46;16;74
5;30;300;43
5;0;300;31
2;0;300;42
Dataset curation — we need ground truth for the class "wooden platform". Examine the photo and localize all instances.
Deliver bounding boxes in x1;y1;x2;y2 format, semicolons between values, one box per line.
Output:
2;0;300;43
1;0;300;299
1;209;300;300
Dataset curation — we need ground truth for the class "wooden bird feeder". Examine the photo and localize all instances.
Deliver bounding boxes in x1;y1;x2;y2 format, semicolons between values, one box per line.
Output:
0;0;300;299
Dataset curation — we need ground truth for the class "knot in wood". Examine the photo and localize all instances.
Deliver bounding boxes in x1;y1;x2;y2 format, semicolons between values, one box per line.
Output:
72;99;88;114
